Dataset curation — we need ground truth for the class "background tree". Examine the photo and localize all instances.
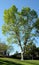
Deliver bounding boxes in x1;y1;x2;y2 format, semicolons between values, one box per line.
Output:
0;42;8;56
0;41;13;56
26;41;36;59
35;47;39;59
2;5;38;60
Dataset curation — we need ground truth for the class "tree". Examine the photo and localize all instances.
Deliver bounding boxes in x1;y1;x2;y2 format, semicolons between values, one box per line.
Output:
0;42;8;56
2;5;38;60
35;47;39;59
26;41;36;59
0;41;13;56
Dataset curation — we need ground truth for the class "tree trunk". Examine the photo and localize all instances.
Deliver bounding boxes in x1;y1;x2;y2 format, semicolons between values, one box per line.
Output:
32;55;33;60
21;51;23;60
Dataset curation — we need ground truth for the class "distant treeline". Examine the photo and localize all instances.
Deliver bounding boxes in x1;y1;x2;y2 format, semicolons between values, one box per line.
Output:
10;43;39;60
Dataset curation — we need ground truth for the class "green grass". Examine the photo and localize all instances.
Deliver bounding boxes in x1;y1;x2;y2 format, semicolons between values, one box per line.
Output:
0;58;39;65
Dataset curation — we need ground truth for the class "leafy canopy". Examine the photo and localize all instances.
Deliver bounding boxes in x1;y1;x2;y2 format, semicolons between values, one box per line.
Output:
2;5;39;51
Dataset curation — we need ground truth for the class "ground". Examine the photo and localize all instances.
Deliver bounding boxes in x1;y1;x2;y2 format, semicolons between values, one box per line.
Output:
0;58;39;65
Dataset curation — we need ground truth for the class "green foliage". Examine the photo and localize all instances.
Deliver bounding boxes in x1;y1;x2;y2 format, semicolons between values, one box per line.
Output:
21;7;30;16
0;43;8;51
30;10;38;18
2;5;39;53
35;18;39;30
4;5;17;24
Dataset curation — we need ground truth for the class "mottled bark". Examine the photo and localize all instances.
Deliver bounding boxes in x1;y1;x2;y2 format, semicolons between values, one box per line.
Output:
21;51;23;60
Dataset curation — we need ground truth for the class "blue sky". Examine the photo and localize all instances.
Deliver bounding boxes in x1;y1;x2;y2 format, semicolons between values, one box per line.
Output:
0;0;39;53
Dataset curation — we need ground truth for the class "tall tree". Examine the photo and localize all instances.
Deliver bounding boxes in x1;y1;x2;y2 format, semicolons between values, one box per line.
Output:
2;5;38;60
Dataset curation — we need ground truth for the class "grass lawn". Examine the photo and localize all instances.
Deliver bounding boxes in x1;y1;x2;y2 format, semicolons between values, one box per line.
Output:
0;58;39;65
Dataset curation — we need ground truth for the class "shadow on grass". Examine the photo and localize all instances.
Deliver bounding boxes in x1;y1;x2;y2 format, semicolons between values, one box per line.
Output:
0;59;22;65
25;61;39;65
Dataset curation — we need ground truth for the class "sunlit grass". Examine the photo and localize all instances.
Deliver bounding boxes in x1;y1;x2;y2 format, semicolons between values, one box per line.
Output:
0;58;39;65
